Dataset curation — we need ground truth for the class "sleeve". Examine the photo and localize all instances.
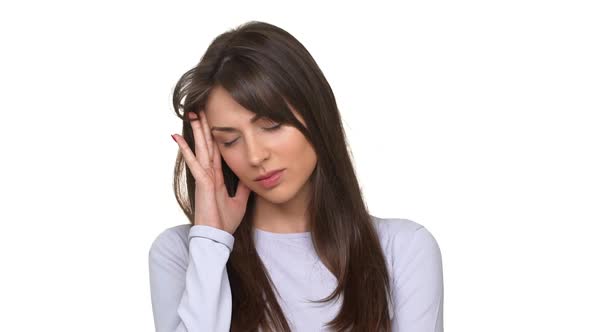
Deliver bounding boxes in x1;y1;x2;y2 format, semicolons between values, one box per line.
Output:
148;225;235;332
392;226;444;332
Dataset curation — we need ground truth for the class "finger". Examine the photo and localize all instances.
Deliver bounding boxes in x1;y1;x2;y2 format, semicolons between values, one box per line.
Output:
211;140;225;191
199;111;214;163
173;134;207;183
188;112;211;169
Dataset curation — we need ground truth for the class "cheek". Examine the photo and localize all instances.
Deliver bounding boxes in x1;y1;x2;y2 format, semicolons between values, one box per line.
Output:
218;148;245;177
281;130;313;157
272;128;305;152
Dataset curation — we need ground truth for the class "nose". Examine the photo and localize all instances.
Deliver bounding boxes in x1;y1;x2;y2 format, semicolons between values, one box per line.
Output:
245;134;270;166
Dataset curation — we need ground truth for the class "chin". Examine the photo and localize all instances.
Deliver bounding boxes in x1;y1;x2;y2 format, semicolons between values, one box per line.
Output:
253;186;297;204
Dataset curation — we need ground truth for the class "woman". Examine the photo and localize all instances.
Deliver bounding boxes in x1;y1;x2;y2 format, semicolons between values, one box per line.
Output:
149;21;443;332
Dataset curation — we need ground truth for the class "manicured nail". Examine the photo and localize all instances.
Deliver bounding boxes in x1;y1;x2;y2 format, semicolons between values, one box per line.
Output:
171;134;177;142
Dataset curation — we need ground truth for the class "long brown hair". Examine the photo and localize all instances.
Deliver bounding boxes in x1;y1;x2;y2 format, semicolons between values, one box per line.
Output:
171;21;393;331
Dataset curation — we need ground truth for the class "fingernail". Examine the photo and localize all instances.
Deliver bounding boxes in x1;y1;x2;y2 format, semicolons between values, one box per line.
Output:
188;112;198;120
171;134;177;142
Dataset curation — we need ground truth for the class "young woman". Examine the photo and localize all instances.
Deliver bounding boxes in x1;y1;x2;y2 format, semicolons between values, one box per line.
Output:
149;21;443;332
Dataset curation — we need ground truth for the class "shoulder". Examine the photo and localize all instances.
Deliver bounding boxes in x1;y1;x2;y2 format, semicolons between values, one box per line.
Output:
148;224;192;266
370;215;426;236
370;215;444;325
369;215;442;265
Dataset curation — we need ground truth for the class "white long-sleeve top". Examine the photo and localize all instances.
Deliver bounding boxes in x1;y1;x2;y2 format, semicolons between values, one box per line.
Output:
148;216;444;331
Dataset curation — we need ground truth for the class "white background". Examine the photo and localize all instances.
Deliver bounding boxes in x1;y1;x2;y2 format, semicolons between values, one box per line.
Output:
1;0;588;331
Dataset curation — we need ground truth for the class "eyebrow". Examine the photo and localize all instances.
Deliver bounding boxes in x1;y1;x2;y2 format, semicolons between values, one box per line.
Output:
210;114;264;133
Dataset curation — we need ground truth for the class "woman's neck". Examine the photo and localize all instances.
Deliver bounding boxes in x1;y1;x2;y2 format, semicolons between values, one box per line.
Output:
251;184;311;233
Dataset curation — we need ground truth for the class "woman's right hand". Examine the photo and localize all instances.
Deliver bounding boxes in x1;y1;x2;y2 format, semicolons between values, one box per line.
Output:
172;110;252;235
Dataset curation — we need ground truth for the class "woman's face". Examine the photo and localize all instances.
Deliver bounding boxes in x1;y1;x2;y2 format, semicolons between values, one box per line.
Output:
204;85;317;204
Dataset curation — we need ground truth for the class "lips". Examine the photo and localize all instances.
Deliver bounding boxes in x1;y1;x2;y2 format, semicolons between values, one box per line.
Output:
255;169;284;181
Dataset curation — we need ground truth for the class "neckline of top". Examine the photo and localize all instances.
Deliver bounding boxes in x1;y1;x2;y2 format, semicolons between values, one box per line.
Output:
253;227;311;239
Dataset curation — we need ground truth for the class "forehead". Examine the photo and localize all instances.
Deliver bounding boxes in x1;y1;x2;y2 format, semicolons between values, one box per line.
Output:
204;86;256;125
203;85;307;129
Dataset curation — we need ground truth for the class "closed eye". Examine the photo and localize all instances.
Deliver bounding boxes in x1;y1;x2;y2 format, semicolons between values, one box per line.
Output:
222;124;282;147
